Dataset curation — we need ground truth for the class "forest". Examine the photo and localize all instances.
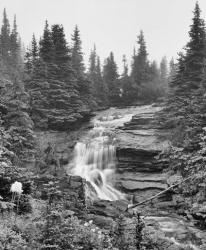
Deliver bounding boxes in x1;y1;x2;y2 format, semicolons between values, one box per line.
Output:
1;1;206;250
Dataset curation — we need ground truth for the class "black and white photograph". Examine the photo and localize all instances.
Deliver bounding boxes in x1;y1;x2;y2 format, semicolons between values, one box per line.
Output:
0;0;206;249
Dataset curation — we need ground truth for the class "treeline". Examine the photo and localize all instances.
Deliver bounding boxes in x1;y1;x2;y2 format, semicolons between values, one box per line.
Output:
89;32;174;106
162;2;206;206
0;7;175;146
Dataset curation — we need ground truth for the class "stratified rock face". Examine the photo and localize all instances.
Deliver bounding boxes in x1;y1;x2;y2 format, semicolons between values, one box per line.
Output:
115;106;171;204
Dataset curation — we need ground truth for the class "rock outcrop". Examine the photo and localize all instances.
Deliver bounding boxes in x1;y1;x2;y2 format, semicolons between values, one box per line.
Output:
115;107;171;204
35;121;92;173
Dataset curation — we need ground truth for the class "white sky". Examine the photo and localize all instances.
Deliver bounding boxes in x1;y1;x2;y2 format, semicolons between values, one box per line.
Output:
0;0;206;72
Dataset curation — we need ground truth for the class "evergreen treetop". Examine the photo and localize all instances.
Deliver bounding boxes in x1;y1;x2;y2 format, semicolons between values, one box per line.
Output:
39;21;54;63
51;24;69;66
71;25;85;76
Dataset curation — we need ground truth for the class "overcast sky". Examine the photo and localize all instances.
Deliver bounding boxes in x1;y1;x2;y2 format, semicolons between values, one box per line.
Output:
0;0;206;72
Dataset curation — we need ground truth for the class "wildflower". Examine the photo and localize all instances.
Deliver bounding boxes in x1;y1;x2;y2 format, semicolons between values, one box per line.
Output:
89;220;93;224
84;222;89;227
91;228;95;232
10;181;23;195
10;181;23;214
1;162;8;167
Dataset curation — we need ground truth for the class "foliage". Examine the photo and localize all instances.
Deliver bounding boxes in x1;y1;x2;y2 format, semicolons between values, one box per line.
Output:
25;21;94;130
88;46;108;106
103;52;120;105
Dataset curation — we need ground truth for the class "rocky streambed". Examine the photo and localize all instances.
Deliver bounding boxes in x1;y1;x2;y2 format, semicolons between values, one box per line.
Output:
35;104;206;249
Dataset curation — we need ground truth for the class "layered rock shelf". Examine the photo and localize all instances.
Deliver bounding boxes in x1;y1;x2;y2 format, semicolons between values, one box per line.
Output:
115;106;171;203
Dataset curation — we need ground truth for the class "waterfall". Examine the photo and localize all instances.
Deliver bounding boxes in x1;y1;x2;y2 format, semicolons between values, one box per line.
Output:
70;112;129;201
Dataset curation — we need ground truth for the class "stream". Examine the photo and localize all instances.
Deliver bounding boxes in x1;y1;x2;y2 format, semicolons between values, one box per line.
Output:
69;105;206;250
70;106;134;200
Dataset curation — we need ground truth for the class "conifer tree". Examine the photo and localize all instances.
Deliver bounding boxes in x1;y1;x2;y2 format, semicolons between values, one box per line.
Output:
31;34;38;62
88;46;107;106
1;9;10;61
184;2;205;84
71;25;85;76
10;15;20;65
25;21;94;130
121;55;135;104
164;2;206;149
39;21;54;63
25;35;39;73
88;45;97;78
103;52;119;105
131;30;149;85
51;24;69;66
169;57;176;81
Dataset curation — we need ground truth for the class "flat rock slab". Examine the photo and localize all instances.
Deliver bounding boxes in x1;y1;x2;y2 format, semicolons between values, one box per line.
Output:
120;180;168;191
116;172;168;182
117;132;170;152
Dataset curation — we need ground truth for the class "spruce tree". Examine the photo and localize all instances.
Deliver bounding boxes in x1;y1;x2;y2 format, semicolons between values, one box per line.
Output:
31;34;38;62
39;21;54;63
121;55;135;105
164;2;206;150
103;52;119;105
131;30;149;86
184;2;205;85
88;45;97;78
168;57;176;82
25;21;93;130
1;9;10;61
10;15;20;65
71;25;85;76
51;24;69;66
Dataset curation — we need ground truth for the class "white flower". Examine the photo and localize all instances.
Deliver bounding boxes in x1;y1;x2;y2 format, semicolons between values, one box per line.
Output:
91;228;95;232
1;162;8;167
84;222;89;227
89;220;93;224
10;181;23;195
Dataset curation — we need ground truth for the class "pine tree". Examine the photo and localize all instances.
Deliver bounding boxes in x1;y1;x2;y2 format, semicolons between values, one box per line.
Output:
184;2;205;85
39;21;54;63
88;46;107;106
164;2;206;149
51;24;69;66
169;57;176;81
71;25;85;76
25;21;94;130
10;15;20;65
25;35;39;73
88;45;97;78
1;9;10;61
31;34;38;62
103;52;119;105
131;30;149;86
121;55;135;105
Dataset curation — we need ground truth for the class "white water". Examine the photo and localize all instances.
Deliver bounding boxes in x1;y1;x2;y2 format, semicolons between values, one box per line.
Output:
69;108;136;201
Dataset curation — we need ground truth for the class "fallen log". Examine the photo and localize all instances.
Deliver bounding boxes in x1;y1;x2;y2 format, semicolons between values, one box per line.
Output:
126;175;192;211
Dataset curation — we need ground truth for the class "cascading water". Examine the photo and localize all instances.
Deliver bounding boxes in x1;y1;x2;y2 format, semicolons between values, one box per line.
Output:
69;110;133;201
